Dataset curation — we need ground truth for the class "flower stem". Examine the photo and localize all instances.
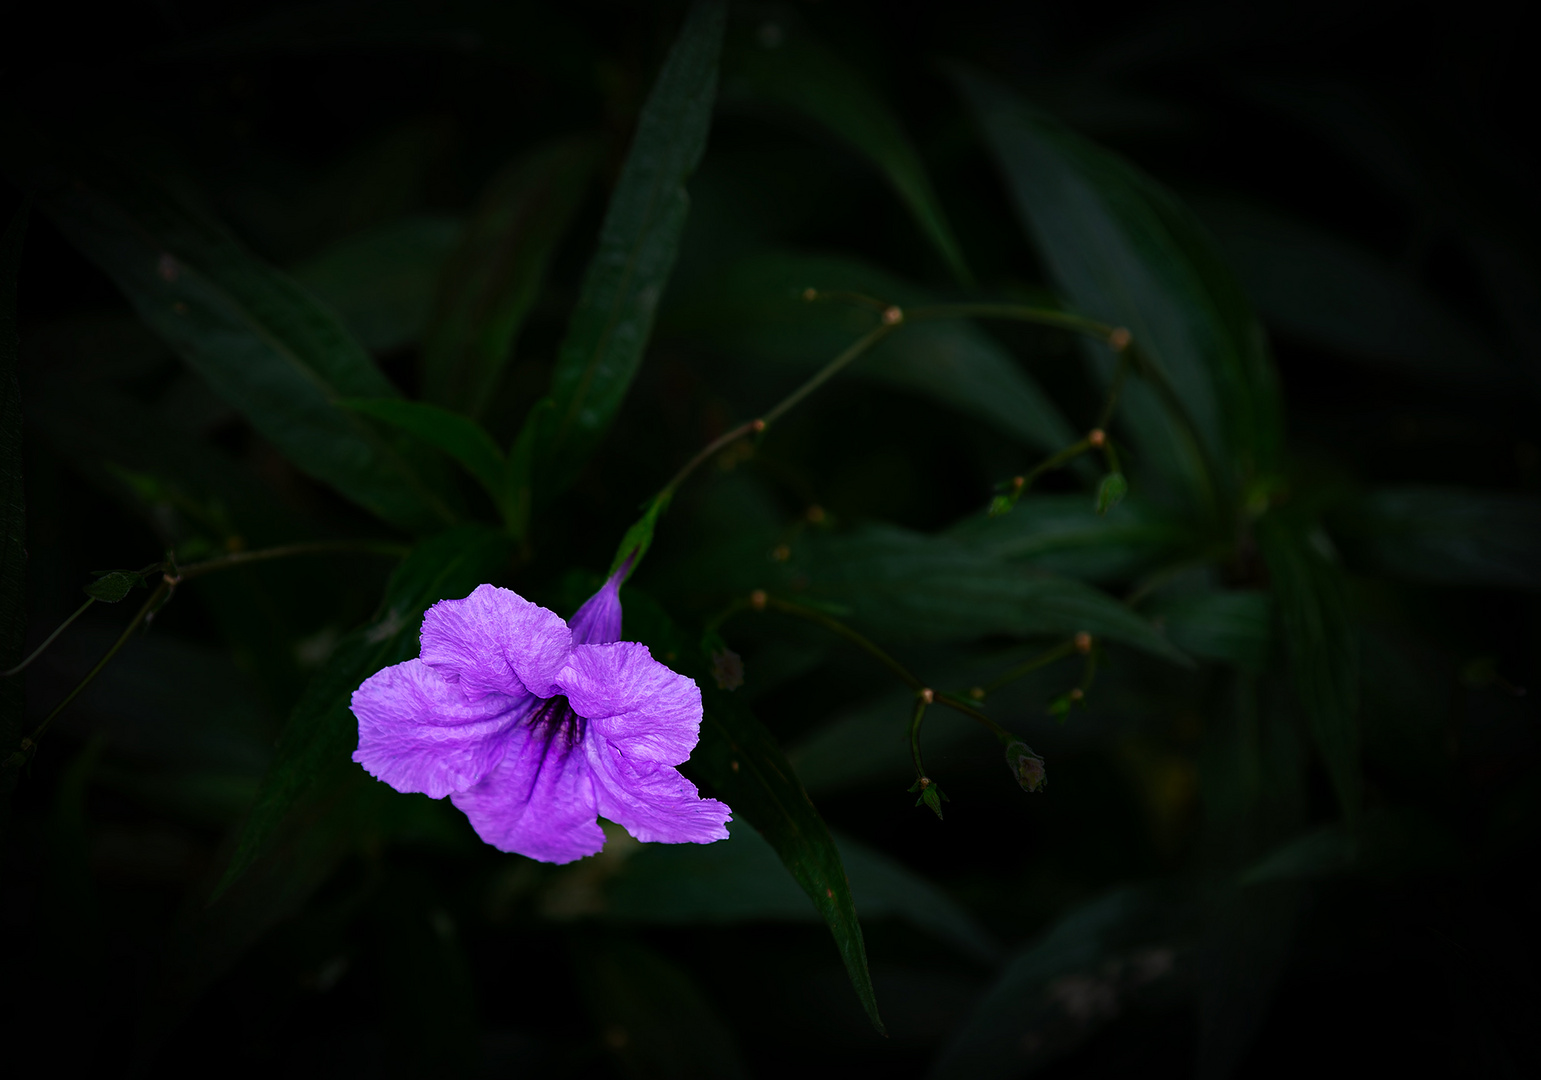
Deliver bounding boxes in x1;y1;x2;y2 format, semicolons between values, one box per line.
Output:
909;694;930;781
1;597;94;678
905;302;1125;344
178;539;409;580
980;638;1078;696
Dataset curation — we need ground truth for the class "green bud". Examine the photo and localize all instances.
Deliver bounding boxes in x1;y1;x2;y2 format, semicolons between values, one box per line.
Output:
907;776;950;819
84;570;149;603
1006;741;1047;792
1094;472;1128;515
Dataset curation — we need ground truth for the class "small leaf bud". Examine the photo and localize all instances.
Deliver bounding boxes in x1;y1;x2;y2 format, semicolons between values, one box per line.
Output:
806;504;825;523
770;544;791;562
882;305;904;325
1074;631;1093;654
1108;327;1132;351
1069;687;1084;702
750;418;766;433
919;687;934;704
749;589;767;611
1006;741;1048;793
969;686;986;701
1088;428;1107;448
802;287;818;301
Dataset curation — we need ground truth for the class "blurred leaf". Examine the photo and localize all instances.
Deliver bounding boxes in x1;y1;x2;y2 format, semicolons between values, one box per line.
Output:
423;137;598;417
342;398;508;515
955;69;1282;505
604;821;1000;964
291;214;462;353
1148;589;1273;673
1257;514;1361;820
930;887;1192;1079
1;123;458;531
218;524;513;893
753;524;1189;662
725;23;971;284
1238;825;1353;885
1194;884;1303;1080
666;250;1079;457
575;935;749;1080
1197;200;1500;378
623;591;885;1034
533;0;725;496
1;201;26;812
947;494;1192;582
1337;487;1541;590
83;569;150;603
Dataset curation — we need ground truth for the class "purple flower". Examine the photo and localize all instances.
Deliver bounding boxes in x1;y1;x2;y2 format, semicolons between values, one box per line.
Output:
350;571;731;863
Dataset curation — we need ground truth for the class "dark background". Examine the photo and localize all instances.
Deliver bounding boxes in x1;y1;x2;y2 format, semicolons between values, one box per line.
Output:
2;1;1537;1077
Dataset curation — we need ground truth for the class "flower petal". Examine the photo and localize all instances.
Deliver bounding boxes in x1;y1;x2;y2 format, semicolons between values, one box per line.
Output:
351;659;523;798
587;740;732;845
567;569;624;645
450;722;605;863
558;642;702;765
420;584;571;699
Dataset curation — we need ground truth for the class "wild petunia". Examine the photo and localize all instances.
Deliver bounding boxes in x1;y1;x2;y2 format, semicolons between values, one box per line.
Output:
350;570;731;863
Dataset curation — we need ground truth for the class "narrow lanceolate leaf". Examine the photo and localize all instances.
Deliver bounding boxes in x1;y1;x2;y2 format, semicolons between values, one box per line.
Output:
954;69;1282;508
342;398;508;517
1256;514;1360;820
218;526;513;893
1338;487;1541;590
0;122;457;532
725;26;971;284
622;592;885;1033
534;0;725;495
0;202;28;810
422;137;598;417
665;250;1079;457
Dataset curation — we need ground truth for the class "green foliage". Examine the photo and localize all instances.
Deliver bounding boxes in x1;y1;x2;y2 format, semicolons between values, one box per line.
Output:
341;398;509;518
530;0;726;498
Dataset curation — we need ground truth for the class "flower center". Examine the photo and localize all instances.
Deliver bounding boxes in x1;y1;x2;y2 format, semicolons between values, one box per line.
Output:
527;694;585;748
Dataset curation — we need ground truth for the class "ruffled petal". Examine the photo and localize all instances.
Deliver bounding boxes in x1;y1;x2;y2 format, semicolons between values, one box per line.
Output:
567;569;624;646
587;739;732;845
351;659;523;799
450;721;605;863
420;584;571;700
557;642;702;765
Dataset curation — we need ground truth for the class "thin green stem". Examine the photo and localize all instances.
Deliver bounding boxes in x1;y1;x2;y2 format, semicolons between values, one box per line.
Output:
933;692;1018;745
909;696;930;781
761;596;923;691
804;288;889;312
761;322;898;427
1;597;94;678
659;421;760;502
981;639;1078;695
906;302;1123;343
178;539;408;580
4;580;170;770
1097;351;1132;431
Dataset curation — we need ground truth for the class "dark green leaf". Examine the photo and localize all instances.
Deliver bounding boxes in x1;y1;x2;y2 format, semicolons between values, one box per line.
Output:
753;524;1189;662
623;591;885;1033
1197;200;1500;379
1338;487;1541;590
1;123;458;531
954;69;1282;506
725;24;971;284
1256;514;1360;820
1148;589;1274;673
1095;471;1128;514
574;935;749;1080
947;493;1191;582
1194;884;1303;1080
536;0;725;495
291;214;462;353
342;398;508;515
84;570;149;603
666;249;1079;457
217;525;513;893
423;137;597;417
601;821;999;965
1;201;28;813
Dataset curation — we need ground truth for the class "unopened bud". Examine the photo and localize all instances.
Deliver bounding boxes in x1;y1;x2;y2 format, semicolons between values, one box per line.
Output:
1012;476;1025;490
919;687;934;704
1007;741;1047;793
750;418;766;433
1088;428;1106;449
711;648;744;691
770;544;791;562
1074;631;1093;654
1069;687;1084;702
749;589;767;611
807;504;825;523
802;287;818;301
882;305;904;325
1108;327;1131;351
969;686;986;701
